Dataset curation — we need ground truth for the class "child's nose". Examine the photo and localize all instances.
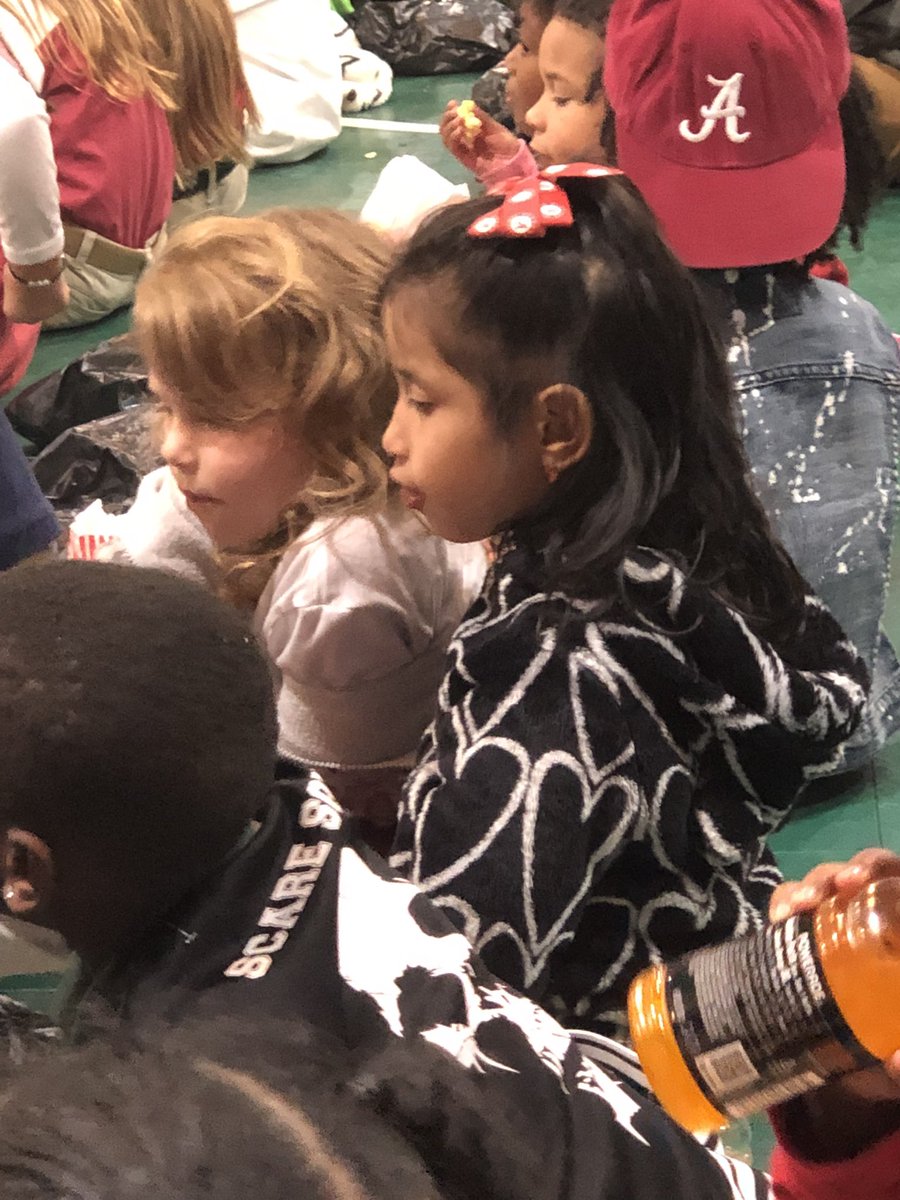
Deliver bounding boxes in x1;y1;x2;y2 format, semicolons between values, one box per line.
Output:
381;402;406;461
525;93;546;132
160;415;198;474
503;43;522;72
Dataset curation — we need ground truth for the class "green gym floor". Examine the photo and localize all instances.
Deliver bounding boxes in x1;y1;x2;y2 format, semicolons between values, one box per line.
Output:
3;74;900;1012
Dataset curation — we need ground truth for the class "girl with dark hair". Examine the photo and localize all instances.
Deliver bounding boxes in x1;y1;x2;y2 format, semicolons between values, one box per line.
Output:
441;0;613;190
383;171;868;1039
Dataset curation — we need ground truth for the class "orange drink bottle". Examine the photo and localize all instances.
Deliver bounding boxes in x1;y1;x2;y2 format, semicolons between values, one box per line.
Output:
627;878;900;1136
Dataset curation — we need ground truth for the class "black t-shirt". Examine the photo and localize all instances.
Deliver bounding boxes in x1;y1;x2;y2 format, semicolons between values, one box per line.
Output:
72;776;769;1200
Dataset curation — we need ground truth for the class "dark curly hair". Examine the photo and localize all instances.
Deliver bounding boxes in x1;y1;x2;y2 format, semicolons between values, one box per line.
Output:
811;65;887;262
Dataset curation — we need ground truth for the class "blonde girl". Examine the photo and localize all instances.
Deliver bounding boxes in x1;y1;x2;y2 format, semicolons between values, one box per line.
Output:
0;0;173;374
0;0;258;353
140;0;260;230
114;208;485;827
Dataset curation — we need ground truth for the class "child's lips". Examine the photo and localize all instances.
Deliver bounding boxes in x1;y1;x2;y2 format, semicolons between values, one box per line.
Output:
391;477;426;511
401;488;425;512
180;487;223;507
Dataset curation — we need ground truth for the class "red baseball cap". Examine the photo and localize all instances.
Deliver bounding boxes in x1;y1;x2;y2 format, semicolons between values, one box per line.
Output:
604;0;851;268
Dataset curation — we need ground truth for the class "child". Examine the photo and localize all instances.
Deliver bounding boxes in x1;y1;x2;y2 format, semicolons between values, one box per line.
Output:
0;0;174;332
230;0;344;166
0;560;897;1199
439;0;552;189
383;174;867;1039
808;66;887;286
2;1003;899;1200
524;0;610;167
441;0;611;189
114;208;484;824
0;1017;564;1200
603;0;900;767
504;0;554;132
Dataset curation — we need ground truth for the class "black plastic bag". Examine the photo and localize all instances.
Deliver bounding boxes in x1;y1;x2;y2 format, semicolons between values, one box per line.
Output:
6;336;148;451
352;0;515;75
31;406;159;525
472;63;514;127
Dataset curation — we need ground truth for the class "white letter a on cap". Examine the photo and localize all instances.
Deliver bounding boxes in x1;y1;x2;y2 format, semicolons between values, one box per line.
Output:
679;72;751;144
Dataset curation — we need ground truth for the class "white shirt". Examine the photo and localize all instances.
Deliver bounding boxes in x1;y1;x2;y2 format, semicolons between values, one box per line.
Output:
0;56;63;265
104;467;486;768
257;499;486;767
229;0;342;164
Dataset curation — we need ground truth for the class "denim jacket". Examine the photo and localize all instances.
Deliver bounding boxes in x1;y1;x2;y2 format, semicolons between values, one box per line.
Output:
698;268;900;765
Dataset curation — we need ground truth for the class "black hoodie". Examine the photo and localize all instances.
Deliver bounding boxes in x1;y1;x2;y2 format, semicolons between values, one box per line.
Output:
392;543;868;1038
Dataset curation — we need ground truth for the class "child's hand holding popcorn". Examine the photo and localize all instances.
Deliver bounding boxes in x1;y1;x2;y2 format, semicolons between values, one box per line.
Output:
440;99;521;174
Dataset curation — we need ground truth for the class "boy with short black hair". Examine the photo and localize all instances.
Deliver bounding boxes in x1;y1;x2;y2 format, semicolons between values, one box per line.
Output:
0;1015;559;1200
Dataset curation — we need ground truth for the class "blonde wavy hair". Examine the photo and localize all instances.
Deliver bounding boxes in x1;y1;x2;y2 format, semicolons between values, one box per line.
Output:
138;0;259;175
0;0;172;104
133;208;396;607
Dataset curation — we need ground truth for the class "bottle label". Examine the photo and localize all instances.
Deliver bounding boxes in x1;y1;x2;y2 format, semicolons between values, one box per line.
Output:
665;913;878;1120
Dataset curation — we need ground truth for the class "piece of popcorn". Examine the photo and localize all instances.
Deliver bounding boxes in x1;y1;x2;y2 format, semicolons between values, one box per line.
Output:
457;99;483;144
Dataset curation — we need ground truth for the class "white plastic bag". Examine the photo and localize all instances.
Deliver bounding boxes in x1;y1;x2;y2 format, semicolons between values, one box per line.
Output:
360;156;470;241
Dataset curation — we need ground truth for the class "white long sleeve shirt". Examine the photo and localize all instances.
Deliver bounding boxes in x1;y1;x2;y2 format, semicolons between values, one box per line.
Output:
0;56;63;265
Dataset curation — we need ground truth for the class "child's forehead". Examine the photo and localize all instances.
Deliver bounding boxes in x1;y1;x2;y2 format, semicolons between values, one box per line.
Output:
384;285;440;347
517;0;550;37
540;16;605;80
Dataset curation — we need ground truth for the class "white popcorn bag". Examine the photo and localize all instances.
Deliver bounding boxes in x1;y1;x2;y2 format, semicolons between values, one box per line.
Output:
66;500;124;561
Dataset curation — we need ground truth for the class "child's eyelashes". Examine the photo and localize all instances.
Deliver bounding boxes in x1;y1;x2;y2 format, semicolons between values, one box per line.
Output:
151;398;221;433
553;96;573;109
395;379;435;416
408;397;435;416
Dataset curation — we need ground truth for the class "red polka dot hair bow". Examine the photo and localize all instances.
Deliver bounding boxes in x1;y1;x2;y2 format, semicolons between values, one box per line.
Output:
468;163;625;239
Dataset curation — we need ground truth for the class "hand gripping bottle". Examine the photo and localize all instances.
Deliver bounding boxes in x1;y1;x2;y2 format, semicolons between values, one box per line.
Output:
628;878;900;1135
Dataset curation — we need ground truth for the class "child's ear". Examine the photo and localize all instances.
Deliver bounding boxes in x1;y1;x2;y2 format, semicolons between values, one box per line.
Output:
534;384;593;484
1;829;54;918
